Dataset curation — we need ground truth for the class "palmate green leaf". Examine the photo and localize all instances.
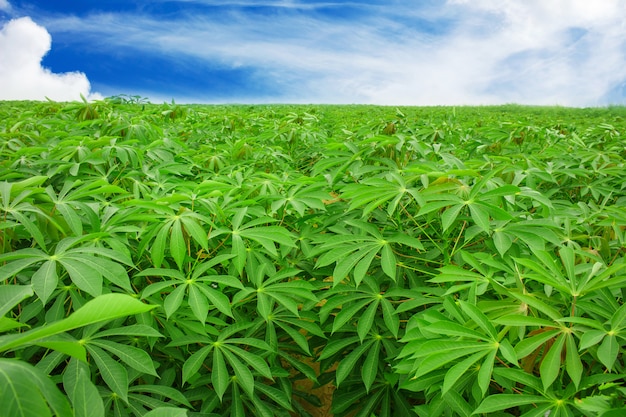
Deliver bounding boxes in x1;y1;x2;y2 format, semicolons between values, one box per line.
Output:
87;344;129;402
0;294;155;353
0;358;73;417
468;202;490;233
498;338;517;365
0;317;27;333
579;329;606;351
443;390;473;417
275;320;311;354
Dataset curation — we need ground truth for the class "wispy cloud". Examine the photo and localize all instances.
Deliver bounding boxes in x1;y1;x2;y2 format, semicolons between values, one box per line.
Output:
4;0;626;105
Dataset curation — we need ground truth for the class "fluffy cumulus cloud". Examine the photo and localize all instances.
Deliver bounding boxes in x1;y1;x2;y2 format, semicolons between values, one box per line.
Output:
0;16;101;101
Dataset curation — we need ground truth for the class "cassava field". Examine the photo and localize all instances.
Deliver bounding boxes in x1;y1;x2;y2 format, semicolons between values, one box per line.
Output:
1;98;626;417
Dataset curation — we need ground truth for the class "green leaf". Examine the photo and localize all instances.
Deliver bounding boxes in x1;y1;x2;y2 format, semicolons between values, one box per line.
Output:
332;298;371;333
380;297;399;338
143;407;189;417
442;350;489;395
579;329;606;351
222;348;254;397
182;344;212;385
597;334;618;371
515;329;561;359
0;285;34;317
187;284;209;323
468;203;490;233
170;220;186;269
90;340;159;376
212;347;229;400
31;260;58;305
498;338;517;366
442;204;464;232
336;339;373;387
565;333;582;389
164;285;186;319
59;258;102;297
477;348;497;396
69;362;105;417
361;338;380;393
357;300;378;342
458;300;497;340
197;284;233;318
0;358;72;417
87;344;129;402
539;332;565;390
380;243;396;280
0;294;155;353
473;394;550;414
254;382;293;411
223;343;272;379
93;324;164;339
426;320;489;341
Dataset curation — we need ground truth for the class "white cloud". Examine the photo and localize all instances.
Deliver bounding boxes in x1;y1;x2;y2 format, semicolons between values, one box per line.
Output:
0;0;11;12
36;1;626;105
0;17;102;101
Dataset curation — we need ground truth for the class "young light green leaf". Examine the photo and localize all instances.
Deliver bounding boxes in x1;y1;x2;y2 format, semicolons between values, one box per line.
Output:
0;294;155;353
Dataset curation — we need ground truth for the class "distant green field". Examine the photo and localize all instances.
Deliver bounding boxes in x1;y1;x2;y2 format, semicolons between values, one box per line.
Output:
1;98;626;417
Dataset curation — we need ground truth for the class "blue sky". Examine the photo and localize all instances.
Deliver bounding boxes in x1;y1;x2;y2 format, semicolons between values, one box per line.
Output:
1;0;626;105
